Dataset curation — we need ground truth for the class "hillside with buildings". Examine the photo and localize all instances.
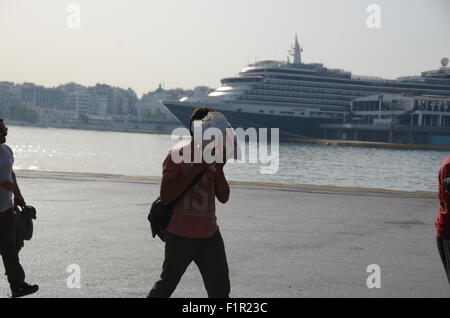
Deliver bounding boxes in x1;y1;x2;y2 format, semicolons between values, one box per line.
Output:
0;81;212;133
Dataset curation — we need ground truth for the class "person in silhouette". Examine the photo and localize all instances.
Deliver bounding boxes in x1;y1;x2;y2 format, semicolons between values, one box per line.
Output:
0;119;39;297
148;108;231;298
436;155;450;285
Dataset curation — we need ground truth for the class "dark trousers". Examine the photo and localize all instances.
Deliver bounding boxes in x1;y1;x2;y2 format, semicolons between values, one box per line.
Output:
0;208;25;290
149;230;230;298
437;236;450;285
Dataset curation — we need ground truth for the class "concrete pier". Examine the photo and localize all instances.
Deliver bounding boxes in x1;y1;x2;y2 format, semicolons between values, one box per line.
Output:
287;137;450;151
0;171;448;298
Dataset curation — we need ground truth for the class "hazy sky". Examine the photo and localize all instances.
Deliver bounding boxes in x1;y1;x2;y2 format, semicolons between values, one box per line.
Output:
0;0;449;96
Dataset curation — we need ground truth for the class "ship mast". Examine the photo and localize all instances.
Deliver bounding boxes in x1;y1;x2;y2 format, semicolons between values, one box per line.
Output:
290;33;302;65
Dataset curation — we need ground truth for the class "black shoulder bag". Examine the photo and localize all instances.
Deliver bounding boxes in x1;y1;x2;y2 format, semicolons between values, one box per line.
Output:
14;205;37;252
148;169;206;242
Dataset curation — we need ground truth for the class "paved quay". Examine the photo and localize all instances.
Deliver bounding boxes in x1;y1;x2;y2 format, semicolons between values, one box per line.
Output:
0;170;448;298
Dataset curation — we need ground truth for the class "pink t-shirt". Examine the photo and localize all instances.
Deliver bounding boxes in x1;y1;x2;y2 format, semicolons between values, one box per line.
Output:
436;156;450;239
162;152;218;239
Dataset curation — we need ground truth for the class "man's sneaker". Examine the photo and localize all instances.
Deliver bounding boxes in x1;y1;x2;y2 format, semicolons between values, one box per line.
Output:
11;282;39;298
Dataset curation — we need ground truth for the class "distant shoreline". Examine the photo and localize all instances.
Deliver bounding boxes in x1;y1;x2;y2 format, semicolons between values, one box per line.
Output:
8;123;449;151
7;121;174;136
15;169;437;196
287;137;450;151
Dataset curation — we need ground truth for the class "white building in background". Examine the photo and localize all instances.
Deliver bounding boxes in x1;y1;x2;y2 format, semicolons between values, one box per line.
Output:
137;84;213;121
95;94;108;117
352;94;450;128
30;106;78;123
137;84;167;120
193;86;212;99
137;84;172;120
65;89;92;114
65;89;106;116
0;81;20;109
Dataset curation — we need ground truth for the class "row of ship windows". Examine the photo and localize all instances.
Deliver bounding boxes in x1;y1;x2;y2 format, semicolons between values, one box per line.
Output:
238;100;346;112
244;69;319;76
415;100;450;112
238;95;348;107
247;89;353;102
415;115;450;128
235;108;343;119
222;78;261;84
311;111;344;119
353;101;450;113
264;80;387;96
253;84;365;97
263;79;446;95
265;74;448;91
236;109;300;115
358;114;450;128
416;105;450;112
265;79;376;91
352;101;409;112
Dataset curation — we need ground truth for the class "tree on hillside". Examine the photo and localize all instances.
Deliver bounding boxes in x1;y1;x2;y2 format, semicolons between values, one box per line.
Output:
0;106;10;119
79;113;89;124
9;106;38;123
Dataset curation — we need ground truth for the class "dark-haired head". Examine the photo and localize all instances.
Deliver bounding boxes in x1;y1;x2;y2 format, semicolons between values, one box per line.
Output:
189;107;214;136
0;119;6;143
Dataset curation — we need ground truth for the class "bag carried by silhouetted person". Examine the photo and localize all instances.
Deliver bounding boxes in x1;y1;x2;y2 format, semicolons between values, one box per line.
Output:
148;170;206;242
14;205;37;252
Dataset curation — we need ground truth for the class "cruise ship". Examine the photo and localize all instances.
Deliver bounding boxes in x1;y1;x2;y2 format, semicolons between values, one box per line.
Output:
164;36;450;138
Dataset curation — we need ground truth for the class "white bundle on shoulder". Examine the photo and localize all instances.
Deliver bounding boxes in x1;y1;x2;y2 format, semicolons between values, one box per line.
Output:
194;111;240;161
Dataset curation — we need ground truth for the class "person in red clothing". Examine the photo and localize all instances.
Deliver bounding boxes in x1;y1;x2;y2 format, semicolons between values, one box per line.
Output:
148;107;231;298
436;156;450;285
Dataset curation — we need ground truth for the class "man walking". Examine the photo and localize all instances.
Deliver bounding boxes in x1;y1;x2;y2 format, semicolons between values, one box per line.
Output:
436;155;450;285
148;108;231;298
0;119;39;297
